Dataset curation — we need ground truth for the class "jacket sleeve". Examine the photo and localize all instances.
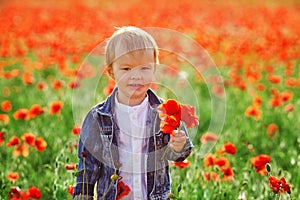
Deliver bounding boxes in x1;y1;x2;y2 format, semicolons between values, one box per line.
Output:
73;110;103;198
166;125;193;162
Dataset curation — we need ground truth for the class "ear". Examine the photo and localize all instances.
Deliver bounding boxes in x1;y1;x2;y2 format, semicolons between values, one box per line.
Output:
106;65;115;79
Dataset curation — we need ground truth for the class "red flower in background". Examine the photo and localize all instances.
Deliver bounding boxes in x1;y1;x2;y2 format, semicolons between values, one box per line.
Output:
6;136;20;147
13;109;29;120
0;131;5;145
251;154;271;175
0;114;10;125
21;133;35;146
36;81;48;90
52;80;65;90
116;181;131;200
13;144;29;157
267;123;279;138
203;171;219;182
200;132;218;144
68;185;74;195
218;142;236;155
213;156;230;168
269;176;291;194
35;137;47;151
72;125;81;135
280;90;293;102
172;159;190;169
245;105;262;120
222;167;234;181
22;72;34;85
29;104;45;119
1;100;12;112
65;163;76;170
7;172;19;182
25;186;41;199
49;101;63;114
204;153;215;168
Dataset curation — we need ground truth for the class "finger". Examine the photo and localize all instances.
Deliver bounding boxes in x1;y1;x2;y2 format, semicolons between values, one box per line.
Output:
173;130;186;137
170;136;187;144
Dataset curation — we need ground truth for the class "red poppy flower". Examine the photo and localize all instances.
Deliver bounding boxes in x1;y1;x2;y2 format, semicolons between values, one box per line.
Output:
69;81;81;89
267;74;281;84
36;81;48;90
26;186;41;199
180;104;199;128
267;123;279;138
204;153;215;168
29;104;45;119
68;185;74;195
49;101;63;114
269;97;283;108
252;96;262;107
6;136;20;147
0;114;9;125
52;80;65;90
213;156;230;168
202;171;219;182
222;167;234;181
173;159;190;169
0;131;4;145
21;132;35;146
218;142;236;155
7;172;19;182
251;154;271;175
13;108;29;120
35;137;47;151
285;104;294;112
72;125;81;135
13;144;29;157
22;72;34;85
116;181;131;200
65;163;76;170
269;176;291;194
1;100;12;112
158;99;181;118
8;187;23;199
281;90;293;102
158;99;198;135
200;132;218;144
160;115;180;135
245;105;262;120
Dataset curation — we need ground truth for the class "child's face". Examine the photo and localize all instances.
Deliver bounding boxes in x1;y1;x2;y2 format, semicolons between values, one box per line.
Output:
109;50;156;106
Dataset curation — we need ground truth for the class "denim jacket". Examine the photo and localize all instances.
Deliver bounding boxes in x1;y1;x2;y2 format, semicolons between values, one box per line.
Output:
73;88;193;200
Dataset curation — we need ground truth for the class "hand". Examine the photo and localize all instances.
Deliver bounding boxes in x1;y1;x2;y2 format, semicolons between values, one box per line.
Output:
169;130;187;152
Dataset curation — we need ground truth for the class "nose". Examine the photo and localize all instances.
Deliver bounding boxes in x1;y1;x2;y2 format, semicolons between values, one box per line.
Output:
130;68;142;80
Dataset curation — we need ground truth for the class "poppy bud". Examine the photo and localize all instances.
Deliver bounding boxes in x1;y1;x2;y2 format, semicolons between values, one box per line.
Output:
111;173;119;181
266;163;271;173
167;193;178;199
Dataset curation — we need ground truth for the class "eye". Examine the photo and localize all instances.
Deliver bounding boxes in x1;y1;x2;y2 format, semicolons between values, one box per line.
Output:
121;66;131;71
141;65;151;70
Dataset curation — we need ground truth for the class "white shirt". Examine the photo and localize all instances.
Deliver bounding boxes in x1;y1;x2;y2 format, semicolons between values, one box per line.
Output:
114;95;149;200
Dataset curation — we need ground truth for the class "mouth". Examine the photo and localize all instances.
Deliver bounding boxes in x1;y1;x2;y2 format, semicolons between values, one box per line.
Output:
128;83;144;88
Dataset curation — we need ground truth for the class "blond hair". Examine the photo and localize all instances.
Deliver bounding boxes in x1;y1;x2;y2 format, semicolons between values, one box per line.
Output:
105;26;159;67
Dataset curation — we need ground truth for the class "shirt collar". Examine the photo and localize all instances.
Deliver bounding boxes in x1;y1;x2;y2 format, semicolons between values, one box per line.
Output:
115;94;149;113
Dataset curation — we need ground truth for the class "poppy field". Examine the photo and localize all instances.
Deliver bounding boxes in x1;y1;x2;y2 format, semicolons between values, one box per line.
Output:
1;0;300;199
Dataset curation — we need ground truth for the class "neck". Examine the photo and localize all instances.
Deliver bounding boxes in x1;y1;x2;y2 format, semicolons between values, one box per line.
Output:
116;93;147;106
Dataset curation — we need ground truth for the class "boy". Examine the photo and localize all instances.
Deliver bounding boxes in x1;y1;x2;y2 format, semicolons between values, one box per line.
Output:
73;26;193;200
